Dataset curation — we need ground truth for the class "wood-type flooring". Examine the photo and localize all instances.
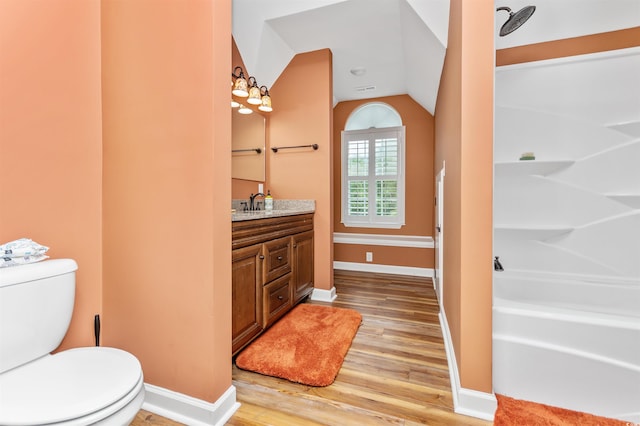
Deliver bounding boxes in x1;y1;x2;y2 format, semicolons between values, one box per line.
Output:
132;270;492;426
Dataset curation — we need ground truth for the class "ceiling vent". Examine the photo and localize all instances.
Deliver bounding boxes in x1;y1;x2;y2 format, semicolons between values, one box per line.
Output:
354;85;376;93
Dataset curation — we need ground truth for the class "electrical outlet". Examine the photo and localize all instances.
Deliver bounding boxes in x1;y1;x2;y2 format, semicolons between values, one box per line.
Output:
258;183;264;194
366;252;373;262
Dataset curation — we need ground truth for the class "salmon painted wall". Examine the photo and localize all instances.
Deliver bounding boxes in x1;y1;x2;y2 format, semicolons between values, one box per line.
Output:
101;0;232;402
334;245;432;269
457;0;494;393
269;49;334;291
0;0;103;350
333;95;435;269
434;0;494;393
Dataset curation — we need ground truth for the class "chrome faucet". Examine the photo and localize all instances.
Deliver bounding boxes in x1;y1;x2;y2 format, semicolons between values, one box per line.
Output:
249;193;265;211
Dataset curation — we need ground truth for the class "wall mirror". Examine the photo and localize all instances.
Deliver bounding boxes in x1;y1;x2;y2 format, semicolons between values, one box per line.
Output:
232;110;265;181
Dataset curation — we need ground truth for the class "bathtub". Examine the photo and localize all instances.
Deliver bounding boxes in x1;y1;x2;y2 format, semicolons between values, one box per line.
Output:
493;272;640;423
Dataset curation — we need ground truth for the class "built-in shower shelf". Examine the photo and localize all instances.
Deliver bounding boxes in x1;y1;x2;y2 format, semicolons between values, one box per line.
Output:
605;194;640;209
495;160;575;176
494;225;574;240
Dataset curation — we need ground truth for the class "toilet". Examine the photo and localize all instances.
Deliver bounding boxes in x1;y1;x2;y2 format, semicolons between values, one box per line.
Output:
0;259;145;425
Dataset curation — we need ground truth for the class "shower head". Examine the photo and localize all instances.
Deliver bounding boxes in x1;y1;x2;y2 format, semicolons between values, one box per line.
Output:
496;5;536;36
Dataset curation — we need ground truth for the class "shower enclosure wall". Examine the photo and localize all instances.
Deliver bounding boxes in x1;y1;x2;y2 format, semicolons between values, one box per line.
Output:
493;47;640;423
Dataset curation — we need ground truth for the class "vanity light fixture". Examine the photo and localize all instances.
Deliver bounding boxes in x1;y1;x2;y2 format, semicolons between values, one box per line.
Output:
238;104;253;115
231;66;248;97
232;66;273;112
258;86;272;112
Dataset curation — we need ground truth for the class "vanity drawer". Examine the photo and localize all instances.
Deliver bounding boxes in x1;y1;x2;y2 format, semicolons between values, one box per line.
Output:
263;274;292;327
263;236;292;283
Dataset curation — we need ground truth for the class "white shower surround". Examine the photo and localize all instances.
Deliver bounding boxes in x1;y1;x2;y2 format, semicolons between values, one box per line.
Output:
493;47;640;422
494;273;640;421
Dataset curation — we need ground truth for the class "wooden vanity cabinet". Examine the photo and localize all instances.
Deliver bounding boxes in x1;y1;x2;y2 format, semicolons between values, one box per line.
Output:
232;213;313;355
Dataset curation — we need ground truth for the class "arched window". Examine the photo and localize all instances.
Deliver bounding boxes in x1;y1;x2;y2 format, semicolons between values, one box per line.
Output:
345;102;403;130
341;103;405;228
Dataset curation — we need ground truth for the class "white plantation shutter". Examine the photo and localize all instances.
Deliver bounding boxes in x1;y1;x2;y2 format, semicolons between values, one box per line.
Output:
342;126;405;228
346;138;369;216
375;136;398;217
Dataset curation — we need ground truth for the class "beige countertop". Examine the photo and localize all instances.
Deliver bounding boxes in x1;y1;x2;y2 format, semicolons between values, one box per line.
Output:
231;199;315;222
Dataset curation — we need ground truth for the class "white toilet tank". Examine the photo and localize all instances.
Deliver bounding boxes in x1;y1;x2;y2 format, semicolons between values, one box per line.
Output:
0;259;78;373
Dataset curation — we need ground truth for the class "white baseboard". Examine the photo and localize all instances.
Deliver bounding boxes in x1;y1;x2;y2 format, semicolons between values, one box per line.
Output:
439;309;496;421
334;261;433;278
142;383;240;426
311;286;337;302
455;387;498;420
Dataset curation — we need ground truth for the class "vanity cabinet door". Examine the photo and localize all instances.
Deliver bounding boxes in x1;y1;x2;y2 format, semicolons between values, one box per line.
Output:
292;230;314;304
232;244;263;355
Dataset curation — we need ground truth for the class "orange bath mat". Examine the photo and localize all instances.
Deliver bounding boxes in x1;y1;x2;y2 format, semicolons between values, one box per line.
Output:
235;304;362;387
494;394;630;426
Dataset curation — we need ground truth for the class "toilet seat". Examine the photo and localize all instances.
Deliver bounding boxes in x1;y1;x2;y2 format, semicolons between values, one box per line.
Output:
0;347;144;426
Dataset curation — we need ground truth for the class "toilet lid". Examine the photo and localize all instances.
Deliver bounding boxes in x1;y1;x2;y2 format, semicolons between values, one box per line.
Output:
0;347;143;426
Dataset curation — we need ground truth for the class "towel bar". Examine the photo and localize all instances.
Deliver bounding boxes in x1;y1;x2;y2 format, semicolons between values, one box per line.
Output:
232;148;262;154
271;144;318;153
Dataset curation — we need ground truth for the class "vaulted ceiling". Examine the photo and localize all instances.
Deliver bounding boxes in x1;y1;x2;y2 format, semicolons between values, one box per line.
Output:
232;0;640;115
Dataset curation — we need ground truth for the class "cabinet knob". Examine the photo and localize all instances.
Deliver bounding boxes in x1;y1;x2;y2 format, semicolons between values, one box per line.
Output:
277;256;283;261
259;255;265;260
277;295;284;300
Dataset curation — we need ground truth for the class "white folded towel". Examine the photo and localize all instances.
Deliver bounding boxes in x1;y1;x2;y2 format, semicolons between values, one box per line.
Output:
1;238;49;258
0;238;49;268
